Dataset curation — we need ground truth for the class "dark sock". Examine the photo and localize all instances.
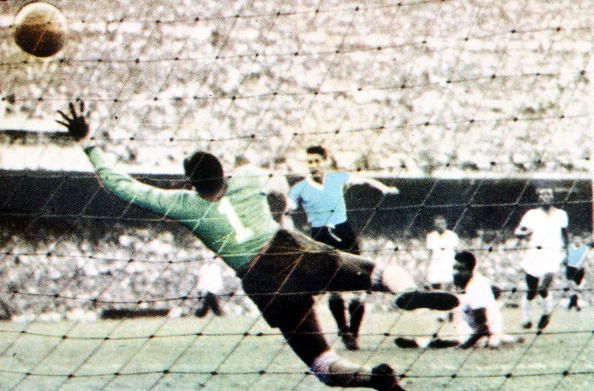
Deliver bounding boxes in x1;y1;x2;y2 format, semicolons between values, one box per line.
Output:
348;299;365;339
329;294;349;335
394;337;419;348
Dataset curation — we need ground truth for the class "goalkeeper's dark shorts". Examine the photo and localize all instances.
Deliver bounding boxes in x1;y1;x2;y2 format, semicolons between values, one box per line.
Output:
237;229;374;328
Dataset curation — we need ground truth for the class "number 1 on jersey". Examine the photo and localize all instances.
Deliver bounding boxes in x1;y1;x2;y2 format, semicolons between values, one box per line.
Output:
218;197;254;244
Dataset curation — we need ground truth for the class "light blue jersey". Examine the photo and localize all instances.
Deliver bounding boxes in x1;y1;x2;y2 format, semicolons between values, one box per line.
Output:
567;245;589;269
289;172;349;228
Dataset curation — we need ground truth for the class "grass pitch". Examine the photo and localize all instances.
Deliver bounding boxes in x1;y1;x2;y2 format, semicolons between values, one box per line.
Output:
0;303;592;390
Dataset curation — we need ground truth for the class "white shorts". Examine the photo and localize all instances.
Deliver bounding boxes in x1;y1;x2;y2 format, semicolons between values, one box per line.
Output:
520;248;565;278
427;260;454;284
486;305;503;336
459;305;503;343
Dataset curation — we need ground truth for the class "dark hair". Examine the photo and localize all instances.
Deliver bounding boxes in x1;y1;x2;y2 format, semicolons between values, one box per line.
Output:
532;181;554;197
454;251;476;271
533;179;552;190
306;145;327;159
183;152;224;197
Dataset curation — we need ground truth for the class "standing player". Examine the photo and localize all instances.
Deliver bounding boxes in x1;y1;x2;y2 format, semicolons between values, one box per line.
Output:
395;251;522;350
425;215;459;322
288;145;399;350
514;186;569;330
425;215;459;290
57;102;458;391
564;241;589;311
194;258;225;317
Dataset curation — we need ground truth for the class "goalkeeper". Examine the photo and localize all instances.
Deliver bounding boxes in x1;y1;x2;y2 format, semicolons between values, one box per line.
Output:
57;101;458;391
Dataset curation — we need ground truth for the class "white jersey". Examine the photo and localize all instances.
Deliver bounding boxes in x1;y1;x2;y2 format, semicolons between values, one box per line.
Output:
459;273;502;337
515;207;568;277
426;229;459;284
198;261;224;293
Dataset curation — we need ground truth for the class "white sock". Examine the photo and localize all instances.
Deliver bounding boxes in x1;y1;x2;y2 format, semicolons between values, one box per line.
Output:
543;296;553;315
522;296;532;323
371;263;385;289
311;350;338;385
418;337;431;348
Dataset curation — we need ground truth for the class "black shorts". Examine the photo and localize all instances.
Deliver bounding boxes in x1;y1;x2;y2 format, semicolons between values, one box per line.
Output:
566;266;585;285
238;229;374;328
310;221;361;255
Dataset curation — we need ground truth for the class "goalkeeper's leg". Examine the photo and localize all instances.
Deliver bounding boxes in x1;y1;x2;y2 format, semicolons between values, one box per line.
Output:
328;254;459;312
279;307;402;390
394;291;459;311
369;262;459;311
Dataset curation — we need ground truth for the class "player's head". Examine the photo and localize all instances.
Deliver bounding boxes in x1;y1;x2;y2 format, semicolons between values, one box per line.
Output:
433;215;448;233
183;152;226;201
536;186;554;208
306;145;331;177
453;251;476;289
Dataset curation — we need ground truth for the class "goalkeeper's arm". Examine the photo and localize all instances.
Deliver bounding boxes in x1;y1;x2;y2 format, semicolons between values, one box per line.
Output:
55;100;190;217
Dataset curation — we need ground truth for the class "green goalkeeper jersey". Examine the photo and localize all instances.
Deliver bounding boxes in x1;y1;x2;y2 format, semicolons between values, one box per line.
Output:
85;146;279;271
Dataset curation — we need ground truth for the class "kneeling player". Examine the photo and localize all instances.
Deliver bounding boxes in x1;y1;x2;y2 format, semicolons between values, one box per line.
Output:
395;251;522;350
57;102;458;391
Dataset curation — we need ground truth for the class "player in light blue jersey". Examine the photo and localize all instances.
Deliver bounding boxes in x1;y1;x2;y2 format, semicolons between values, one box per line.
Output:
564;240;590;311
289;145;399;350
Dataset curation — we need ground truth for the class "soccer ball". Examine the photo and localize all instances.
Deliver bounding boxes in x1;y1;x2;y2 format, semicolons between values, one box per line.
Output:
13;2;67;57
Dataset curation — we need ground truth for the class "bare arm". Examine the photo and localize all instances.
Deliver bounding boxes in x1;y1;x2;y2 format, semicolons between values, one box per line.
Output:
562;227;569;249
347;174;399;194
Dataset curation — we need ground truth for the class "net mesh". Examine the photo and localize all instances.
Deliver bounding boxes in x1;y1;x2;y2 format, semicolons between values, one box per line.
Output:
0;0;592;390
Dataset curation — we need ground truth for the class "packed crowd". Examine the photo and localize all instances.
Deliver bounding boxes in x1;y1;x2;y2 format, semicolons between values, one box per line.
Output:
0;226;590;320
0;227;254;320
1;0;592;175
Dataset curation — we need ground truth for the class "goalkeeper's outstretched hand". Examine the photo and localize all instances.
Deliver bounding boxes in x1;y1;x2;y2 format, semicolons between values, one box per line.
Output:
56;101;90;140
